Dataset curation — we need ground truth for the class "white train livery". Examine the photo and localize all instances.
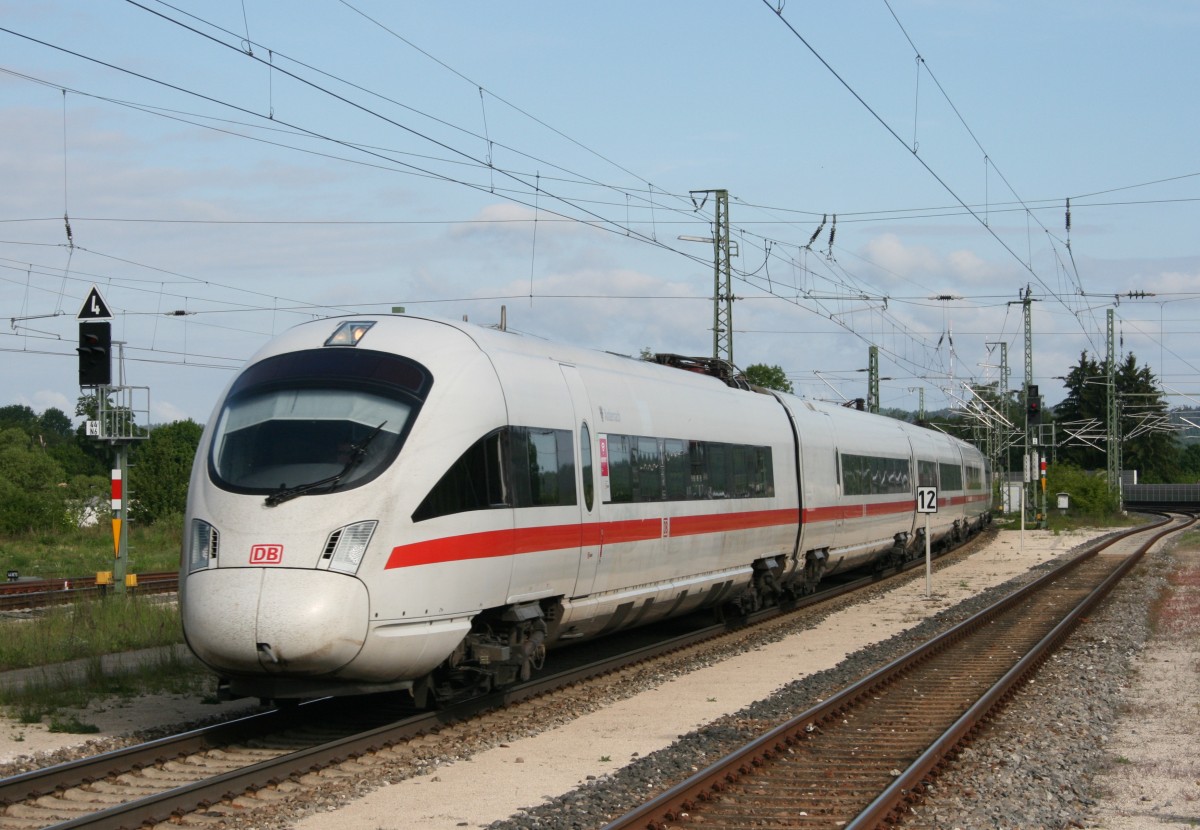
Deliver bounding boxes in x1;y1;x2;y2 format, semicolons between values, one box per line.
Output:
181;314;992;703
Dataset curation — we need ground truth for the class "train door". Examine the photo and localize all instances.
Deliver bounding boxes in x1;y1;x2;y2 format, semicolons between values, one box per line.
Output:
559;364;601;597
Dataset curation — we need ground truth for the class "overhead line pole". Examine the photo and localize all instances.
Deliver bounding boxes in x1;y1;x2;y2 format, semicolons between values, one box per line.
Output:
1106;308;1122;505
688;189;734;364
711;190;733;364
990;341;1010;491
867;345;880;414
1011;286;1043;527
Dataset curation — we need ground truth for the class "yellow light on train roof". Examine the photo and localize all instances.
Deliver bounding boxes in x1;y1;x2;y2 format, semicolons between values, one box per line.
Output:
325;320;375;347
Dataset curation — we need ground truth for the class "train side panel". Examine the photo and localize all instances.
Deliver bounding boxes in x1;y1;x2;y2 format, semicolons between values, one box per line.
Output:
823;406;914;573
552;357;800;637
906;427;966;544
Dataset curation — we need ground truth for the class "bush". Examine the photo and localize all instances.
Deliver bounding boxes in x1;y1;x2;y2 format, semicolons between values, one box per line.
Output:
1045;462;1119;518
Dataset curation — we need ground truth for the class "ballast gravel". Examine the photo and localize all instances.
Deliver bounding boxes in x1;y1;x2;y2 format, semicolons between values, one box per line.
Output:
281;525;1195;830
2;525;1195;830
477;533;1162;830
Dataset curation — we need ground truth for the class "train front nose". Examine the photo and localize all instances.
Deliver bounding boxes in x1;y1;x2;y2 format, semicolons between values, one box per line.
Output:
183;568;369;677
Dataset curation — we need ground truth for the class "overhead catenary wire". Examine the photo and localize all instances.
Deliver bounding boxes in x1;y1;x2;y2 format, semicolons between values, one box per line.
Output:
1;7;1193;408
760;0;1102;356
4;24;952;392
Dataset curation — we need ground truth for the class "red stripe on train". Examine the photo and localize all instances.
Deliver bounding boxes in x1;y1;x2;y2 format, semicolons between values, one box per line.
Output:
385;509;798;570
383;498;986;570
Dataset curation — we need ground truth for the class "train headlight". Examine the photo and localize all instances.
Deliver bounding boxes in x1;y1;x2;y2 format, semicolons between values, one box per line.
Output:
188;519;219;572
324;520;377;575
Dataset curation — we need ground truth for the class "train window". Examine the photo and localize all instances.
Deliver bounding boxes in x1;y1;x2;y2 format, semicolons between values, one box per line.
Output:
603;433;774;503
664;439;688;500
939;462;963;491
965;464;983;491
689;441;709;497
509;427;577;507
633;436;662;502
413;425;577;521
580;422;594;512
753;446;775;496
209;348;429;498
707;443;731;497
841;454;911;496
412;428;508;521
210;388;413;495
731;445;750;497
918;460;937;488
607;435;633;503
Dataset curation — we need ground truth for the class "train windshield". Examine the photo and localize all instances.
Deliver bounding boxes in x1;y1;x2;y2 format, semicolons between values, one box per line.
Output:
208;348;430;498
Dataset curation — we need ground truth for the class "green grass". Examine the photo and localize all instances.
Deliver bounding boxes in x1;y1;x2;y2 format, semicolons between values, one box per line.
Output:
0;521;220;723
0;596;183;671
48;715;100;734
1177;529;1200;548
0;602;211;725
0;648;219;725
996;511;1147;533
0;518;182;580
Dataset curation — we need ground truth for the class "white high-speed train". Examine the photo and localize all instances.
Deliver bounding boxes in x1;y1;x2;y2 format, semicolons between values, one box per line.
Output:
181;314;992;704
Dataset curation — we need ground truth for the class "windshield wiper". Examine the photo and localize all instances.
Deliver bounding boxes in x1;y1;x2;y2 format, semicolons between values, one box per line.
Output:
264;420;388;508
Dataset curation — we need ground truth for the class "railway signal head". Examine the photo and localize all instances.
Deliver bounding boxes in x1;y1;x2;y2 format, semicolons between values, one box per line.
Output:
78;321;112;386
1026;384;1041;422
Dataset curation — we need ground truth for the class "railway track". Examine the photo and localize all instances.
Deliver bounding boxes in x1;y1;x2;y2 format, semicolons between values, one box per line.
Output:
600;513;1193;830
0;573;177;611
0;531;991;829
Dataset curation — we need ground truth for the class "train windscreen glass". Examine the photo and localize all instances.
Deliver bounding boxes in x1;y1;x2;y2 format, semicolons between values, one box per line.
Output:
207;348;429;497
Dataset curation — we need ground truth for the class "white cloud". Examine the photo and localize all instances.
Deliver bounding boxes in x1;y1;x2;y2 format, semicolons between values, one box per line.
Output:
15;389;75;418
863;233;942;279
862;233;1008;288
151;399;193;425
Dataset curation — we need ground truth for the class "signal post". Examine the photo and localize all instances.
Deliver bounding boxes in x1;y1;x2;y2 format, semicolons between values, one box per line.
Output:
77;285;149;595
916;485;937;597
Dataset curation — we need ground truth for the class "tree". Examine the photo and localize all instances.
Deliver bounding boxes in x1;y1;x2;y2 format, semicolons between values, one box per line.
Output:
129;420;204;524
743;364;793;394
0;405;39;435
0;428;69;534
37;408;74;443
878;407;915;423
1115;354;1178;482
1178;444;1200;482
1055;351;1177;482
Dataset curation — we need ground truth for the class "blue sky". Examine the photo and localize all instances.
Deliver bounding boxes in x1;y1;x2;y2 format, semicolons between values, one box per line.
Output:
2;1;1198;425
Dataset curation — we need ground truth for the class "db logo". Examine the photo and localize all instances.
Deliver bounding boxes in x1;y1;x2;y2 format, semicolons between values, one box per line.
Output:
250;544;284;565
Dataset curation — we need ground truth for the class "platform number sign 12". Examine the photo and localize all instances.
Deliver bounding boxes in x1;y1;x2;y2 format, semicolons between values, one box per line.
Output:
916;486;938;514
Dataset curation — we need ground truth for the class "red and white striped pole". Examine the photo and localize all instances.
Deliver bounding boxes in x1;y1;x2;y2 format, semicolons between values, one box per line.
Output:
111;467;122;559
112;444;129;594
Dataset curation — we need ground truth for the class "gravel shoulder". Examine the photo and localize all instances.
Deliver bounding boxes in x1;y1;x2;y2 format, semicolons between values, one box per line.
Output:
1082;544;1200;830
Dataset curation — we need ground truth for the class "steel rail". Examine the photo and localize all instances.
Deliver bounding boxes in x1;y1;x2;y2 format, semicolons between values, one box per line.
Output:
0;572;178;610
846;511;1193;829
16;570;883;830
2;525;992;828
0;706;303;807
599;514;1185;830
